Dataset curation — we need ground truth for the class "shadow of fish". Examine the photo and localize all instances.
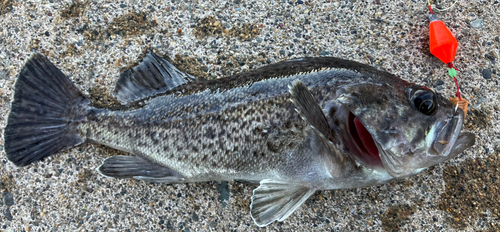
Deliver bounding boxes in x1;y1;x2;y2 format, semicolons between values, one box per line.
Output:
4;52;474;226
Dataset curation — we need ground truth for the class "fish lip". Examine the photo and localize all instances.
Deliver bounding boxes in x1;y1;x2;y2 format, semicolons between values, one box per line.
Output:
430;109;463;156
428;108;475;161
345;111;384;169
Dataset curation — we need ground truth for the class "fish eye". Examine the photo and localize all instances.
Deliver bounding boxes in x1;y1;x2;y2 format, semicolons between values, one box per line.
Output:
413;90;437;116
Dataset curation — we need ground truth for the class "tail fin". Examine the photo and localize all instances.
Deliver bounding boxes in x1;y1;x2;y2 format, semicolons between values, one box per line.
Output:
4;53;90;166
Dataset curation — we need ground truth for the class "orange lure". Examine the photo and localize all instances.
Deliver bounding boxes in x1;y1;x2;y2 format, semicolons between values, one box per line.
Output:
427;3;468;117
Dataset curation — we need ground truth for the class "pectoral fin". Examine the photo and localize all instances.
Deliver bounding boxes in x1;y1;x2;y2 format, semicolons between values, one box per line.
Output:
289;80;333;137
250;179;316;227
97;155;184;183
289;80;344;164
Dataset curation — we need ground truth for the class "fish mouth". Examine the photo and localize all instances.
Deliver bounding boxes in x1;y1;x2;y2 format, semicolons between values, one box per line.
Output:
346;111;384;168
423;108;475;164
368;108;474;178
429;109;464;156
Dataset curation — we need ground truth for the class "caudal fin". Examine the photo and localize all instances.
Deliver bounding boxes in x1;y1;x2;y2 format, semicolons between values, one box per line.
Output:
4;53;90;166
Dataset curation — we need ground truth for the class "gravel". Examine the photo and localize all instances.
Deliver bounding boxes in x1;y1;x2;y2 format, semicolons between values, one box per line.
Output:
0;0;499;231
482;68;492;79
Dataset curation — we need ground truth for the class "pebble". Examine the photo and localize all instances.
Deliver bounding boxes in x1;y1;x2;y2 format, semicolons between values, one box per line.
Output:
0;71;7;80
3;191;14;207
192;212;199;222
492;50;499;58
4;208;13;221
485;53;496;63
216;181;230;207
470;19;484;28
435;80;445;85
482;69;492;79
319;51;330;56
472;97;487;109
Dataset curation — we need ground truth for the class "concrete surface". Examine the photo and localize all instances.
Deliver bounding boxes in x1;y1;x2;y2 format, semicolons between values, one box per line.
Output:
0;0;499;231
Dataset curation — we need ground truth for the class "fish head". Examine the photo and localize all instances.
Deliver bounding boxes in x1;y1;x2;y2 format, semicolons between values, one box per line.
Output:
327;81;475;178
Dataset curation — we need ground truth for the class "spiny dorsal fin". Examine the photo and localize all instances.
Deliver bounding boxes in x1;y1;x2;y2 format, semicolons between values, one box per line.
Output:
250;179;316;227
114;52;197;104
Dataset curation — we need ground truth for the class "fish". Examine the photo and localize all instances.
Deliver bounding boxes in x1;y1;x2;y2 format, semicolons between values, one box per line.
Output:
3;52;475;227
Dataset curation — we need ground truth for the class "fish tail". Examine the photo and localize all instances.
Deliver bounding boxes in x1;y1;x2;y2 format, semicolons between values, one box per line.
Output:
4;53;90;166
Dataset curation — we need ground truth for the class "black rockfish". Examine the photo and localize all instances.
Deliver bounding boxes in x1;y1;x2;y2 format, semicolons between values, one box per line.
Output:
4;53;474;226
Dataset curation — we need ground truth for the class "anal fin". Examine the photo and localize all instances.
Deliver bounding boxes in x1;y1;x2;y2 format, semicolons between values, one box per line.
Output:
97;155;184;183
251;179;316;227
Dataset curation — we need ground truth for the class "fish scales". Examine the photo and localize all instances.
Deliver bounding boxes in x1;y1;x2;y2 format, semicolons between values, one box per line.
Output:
80;68;365;181
4;53;474;227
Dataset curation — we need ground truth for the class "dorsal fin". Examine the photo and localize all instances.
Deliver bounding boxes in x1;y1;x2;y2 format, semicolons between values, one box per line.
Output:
114;52;197;104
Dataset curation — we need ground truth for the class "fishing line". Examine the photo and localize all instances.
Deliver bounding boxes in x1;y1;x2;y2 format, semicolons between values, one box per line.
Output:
427;0;460;12
426;0;464;103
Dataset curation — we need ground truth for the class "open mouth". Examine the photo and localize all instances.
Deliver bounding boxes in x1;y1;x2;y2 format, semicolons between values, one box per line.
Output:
347;112;383;167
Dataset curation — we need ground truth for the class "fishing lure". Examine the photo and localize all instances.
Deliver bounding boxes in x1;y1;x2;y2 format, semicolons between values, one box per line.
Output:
427;0;468;117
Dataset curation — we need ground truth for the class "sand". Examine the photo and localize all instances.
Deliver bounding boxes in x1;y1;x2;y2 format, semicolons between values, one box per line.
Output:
0;0;499;231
